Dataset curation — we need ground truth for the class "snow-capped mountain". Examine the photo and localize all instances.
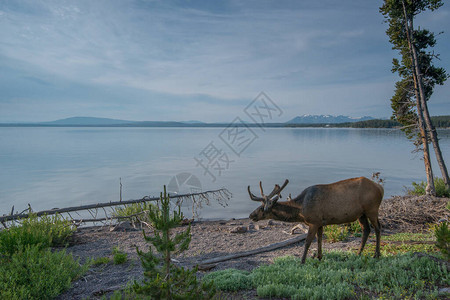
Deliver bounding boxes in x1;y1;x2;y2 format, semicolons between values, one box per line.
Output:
286;115;374;124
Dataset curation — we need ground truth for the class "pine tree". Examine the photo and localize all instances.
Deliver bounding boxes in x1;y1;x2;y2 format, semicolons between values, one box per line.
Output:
380;0;450;195
133;186;215;299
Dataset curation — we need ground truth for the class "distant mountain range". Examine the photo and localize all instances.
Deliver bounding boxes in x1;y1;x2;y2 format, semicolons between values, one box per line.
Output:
0;115;386;127
3;115;450;128
44;117;135;126
286;115;374;124
26;117;206;127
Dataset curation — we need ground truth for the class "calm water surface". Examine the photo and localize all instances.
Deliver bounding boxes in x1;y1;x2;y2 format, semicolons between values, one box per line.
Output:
1;127;449;219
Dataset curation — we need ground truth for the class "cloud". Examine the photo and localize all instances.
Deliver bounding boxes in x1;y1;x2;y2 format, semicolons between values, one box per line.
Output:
0;0;448;122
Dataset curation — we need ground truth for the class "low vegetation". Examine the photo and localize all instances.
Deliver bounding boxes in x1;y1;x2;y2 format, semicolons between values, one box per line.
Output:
204;252;448;299
112;202;157;226
435;221;450;260
324;221;362;242
0;213;75;256
0;213;88;299
112;246;128;265
92;256;111;266
407;177;450;197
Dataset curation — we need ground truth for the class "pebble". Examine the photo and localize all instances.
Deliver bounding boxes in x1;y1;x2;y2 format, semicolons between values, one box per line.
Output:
229;226;248;234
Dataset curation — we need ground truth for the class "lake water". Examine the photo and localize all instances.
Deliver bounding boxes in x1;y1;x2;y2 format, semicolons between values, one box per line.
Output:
1;127;449;220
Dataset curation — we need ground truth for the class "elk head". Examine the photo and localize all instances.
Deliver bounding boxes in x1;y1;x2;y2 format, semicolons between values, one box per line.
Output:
247;179;289;221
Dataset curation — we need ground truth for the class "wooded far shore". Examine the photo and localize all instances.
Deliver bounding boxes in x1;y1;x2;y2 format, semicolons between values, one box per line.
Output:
1;115;449;128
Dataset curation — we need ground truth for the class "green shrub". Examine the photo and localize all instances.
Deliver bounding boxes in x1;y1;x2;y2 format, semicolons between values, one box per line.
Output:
92;256;111;265
0;213;76;256
112;202;157;225
0;245;89;299
112;246;128;264
202;269;253;291
408;177;450;197
346;221;362;234
435;221;450;260
324;224;349;242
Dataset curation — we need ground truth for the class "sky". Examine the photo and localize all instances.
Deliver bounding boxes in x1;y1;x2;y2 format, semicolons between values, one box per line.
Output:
0;0;449;123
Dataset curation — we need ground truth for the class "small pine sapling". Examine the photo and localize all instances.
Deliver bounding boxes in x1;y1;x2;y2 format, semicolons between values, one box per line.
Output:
434;221;449;260
133;186;215;299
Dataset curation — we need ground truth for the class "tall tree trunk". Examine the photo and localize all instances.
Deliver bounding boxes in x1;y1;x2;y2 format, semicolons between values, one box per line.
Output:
413;79;436;195
402;1;436;195
416;106;436;195
410;41;450;190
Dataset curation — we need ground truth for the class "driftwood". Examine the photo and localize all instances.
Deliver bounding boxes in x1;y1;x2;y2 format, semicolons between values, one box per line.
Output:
198;233;307;268
0;188;231;223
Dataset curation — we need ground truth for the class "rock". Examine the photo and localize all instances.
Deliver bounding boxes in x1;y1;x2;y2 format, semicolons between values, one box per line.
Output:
181;218;194;226
110;221;138;232
267;220;275;225
248;223;255;230
290;223;308;234
230;226;247;234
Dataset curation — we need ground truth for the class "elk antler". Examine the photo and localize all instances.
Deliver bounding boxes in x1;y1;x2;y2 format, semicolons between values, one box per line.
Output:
248;179;290;203
266;179;289;200
248;185;264;202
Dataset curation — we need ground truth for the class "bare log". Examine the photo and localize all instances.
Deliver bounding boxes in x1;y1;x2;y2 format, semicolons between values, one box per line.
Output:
198;233;307;267
0;188;230;223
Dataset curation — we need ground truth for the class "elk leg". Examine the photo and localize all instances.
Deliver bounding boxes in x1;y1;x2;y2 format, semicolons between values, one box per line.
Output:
368;216;381;258
357;215;371;255
317;226;323;260
301;225;318;264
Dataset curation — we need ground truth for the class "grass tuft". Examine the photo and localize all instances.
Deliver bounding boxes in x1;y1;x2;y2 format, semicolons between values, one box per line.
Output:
112;246;128;264
92;256;111;266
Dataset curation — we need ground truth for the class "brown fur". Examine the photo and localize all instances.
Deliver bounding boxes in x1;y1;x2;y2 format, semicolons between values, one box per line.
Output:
249;177;384;263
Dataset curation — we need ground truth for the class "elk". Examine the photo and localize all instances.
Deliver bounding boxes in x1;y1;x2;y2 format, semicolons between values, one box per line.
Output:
248;177;384;263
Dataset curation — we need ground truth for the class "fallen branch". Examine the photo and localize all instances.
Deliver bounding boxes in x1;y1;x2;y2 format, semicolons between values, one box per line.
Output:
198;233;307;268
0;188;231;223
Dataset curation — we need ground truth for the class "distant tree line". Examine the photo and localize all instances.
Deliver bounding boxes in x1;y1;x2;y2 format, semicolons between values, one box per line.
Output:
284;115;450;128
337;119;401;128
430;115;450;128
